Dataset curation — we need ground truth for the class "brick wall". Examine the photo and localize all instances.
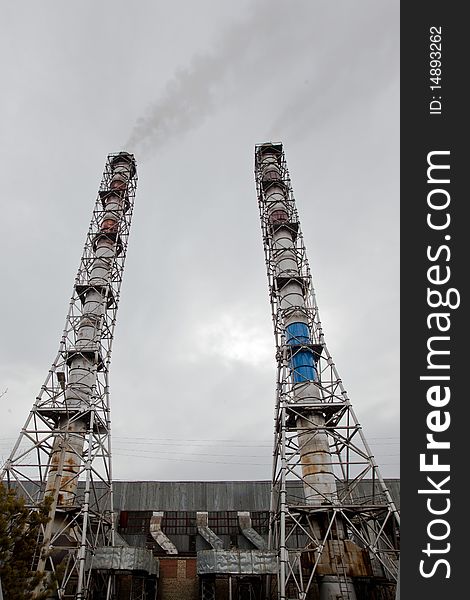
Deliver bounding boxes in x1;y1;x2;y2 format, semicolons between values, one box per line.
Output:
158;557;198;600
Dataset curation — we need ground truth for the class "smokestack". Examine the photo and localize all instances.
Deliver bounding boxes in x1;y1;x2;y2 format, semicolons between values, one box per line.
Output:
45;152;136;507
2;151;139;598
256;143;336;505
255;142;400;600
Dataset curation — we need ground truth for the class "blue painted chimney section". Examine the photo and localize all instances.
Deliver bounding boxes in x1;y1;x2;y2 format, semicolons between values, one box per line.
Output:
286;322;317;382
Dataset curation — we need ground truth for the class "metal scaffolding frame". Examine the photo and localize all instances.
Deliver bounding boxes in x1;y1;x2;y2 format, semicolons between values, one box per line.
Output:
254;142;400;600
1;152;137;599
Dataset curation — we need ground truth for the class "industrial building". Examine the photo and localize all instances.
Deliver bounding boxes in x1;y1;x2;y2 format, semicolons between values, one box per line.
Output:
113;479;400;600
1;144;399;600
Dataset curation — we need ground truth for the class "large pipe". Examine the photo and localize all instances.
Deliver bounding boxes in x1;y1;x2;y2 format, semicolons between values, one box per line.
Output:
258;143;358;600
258;146;336;506
45;152;135;507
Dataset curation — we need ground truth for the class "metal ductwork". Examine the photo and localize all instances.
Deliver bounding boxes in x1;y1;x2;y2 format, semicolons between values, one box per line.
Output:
150;511;178;554
196;512;224;550
237;511;267;550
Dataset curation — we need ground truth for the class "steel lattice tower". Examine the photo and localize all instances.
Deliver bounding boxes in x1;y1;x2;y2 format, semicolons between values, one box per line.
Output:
1;152;137;599
254;143;400;600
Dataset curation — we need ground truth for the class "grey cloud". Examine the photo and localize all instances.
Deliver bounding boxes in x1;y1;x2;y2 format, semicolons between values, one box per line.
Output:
125;0;346;156
0;1;399;481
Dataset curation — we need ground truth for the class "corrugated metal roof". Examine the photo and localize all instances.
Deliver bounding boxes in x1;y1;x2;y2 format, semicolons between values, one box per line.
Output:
12;479;400;512
112;479;400;512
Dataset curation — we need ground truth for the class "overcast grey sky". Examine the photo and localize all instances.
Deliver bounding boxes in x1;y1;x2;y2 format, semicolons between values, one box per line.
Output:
0;0;399;481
